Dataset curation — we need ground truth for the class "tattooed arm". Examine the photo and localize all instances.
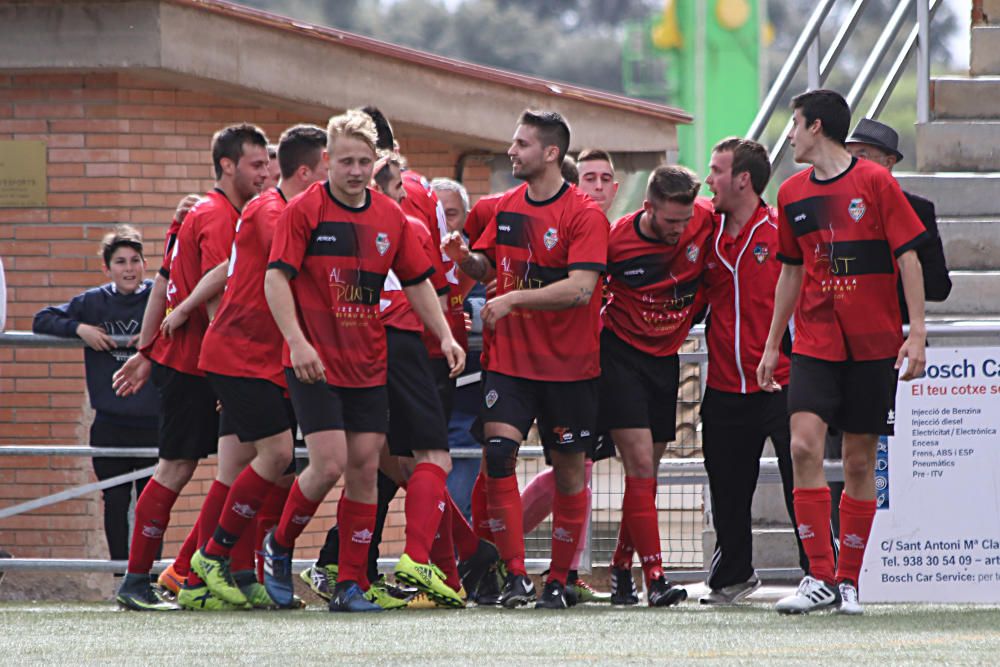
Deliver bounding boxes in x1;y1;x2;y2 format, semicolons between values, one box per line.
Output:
480;269;600;328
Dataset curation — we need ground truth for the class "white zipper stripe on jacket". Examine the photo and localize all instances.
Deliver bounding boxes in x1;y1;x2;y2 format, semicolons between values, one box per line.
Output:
714;211;772;394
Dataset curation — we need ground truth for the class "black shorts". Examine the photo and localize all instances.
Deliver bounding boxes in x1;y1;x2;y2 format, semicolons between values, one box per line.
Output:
429;356;457;421
386;329;449;457
207;373;293;443
152;362;219;461
787;354;899;436
285;369;388;437
598;329;679;443
481;371;598;455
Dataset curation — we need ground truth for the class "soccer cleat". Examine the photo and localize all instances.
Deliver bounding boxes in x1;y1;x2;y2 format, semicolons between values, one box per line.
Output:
261;528;295;608
474;562;502;606
835;581;864;616
156;562;184;597
700;574;762;605
457;538;500;598
176;583;249;611
233;570;278;610
191;549;247;607
647;576;688;607
405;592;437;609
500;572;536;609
364;577;411;610
328;581;383;613
300;563;338;601
610;567;639;606
775;575;841;615
393;553;464;608
535;579;572;610
116;574;180;611
568;571;611;603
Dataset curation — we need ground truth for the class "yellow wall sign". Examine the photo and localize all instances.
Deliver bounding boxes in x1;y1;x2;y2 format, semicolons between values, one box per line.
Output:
0;141;47;208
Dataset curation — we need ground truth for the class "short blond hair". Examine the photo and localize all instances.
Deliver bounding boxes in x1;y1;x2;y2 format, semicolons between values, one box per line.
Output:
327;109;378;153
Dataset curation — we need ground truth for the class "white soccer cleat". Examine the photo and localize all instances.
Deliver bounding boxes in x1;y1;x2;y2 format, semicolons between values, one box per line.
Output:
834;581;863;616
775;575;840;614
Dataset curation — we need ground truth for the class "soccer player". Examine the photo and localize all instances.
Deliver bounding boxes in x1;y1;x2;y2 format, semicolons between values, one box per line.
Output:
601;165;710;607
443;109;609;609
32;226;159;571
112;124;270;611
158;125;329;611
261;109;464;613
698;137;807;604
516;146;622;603
758;90;927;615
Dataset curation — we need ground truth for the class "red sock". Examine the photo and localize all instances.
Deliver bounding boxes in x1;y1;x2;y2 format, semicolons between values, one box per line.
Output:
231;521;256;572
835;493;877;585
204;466;275;558
448;493;480;561
486;475;526;577
471;471;492;542
403;462;448;563
549;488;587;585
127;479;179;574
173;524;199;577
255;483;290;582
611;517;634;570
430;496;461;591
182;480;230;587
622;477;662;584
793;486;836;585
273;479;322;549
337;494;377;588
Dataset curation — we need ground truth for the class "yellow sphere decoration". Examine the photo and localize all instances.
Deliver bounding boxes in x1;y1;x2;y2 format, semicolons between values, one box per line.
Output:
651;0;683;50
716;0;751;31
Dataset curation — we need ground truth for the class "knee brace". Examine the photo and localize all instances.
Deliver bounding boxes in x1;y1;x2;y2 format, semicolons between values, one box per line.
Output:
485;436;520;479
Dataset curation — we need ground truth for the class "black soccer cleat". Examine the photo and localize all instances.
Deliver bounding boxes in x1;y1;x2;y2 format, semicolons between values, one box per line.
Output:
474;562;502;606
500;572;536;609
534;579;572;610
458;539;500;599
610;567;639;606
647;576;688;607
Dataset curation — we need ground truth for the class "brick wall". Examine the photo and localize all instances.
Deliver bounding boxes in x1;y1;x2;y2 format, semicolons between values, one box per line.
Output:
0;69;492;569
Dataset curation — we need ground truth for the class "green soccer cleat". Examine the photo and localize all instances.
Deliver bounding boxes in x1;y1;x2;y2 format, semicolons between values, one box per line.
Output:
570;575;612;603
393;553;464;608
190;549;248;607
176;584;249;611
300;563;338;601
364;578;411;610
116;574;180;612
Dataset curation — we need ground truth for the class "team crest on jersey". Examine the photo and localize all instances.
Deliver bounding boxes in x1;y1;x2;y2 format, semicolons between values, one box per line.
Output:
543;227;559;250
375;232;390;256
485;389;499;408
753;242;769;264
848;198;867;222
685;243;700;263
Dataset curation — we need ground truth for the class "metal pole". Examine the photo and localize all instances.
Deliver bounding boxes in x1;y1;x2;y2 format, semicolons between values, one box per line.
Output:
846;0;915;110
916;0;931;123
0;465;156;520
807;39;821;90
867;0;943;121
747;0;837;140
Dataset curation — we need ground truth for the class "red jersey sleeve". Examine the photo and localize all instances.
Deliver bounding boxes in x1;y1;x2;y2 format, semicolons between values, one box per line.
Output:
471;217;497;264
567;207;609;272
776;188;803;265
158;218;182;279
267;199;313;277
878;178;929;257
392;211;435;286
197;209;236;276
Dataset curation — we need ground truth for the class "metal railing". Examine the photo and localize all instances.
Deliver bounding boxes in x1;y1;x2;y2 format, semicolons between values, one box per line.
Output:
747;0;936;165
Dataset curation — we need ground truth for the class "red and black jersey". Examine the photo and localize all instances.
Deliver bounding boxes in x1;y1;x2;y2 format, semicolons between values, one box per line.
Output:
150;188;239;376
702;201;791;393
199;187;287;387
473;182;608;381
380;214;450;334
777;158;927;361
268;181;434;388
465;192;504;247
602;198;714;357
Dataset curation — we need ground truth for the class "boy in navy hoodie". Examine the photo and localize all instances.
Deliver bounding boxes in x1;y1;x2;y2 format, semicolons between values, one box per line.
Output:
34;225;160;567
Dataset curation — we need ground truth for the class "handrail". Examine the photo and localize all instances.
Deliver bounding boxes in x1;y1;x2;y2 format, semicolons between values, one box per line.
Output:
846;0;915;110
868;0;943;121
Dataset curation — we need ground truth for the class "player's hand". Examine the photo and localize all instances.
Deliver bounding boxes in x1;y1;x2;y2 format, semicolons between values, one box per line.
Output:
174;194;202;223
77;323;115;352
159;306;189;338
441;337;466;378
127;334;140;349
441;231;470;265
289;339;326;384
481;293;514;329
896;331;927;381
756;347;781;393
485;279;497;299
113;353;152;397
464;311;473;332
